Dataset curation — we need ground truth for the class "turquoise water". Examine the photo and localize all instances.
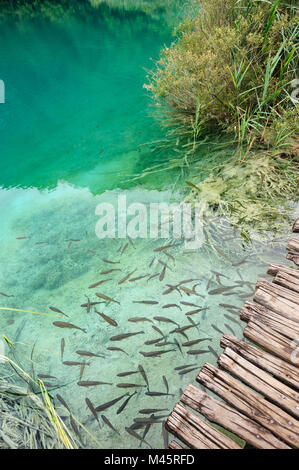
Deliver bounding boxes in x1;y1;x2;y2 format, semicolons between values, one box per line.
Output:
0;2;297;450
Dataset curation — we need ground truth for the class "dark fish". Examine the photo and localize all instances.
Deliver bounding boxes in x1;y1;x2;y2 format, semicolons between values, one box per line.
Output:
85;398;99;423
81;301;102;308
53;322;86;333
155;341;175;347
154;316;179;327
149;258;155;268
139;409;169;414
117;371;139;377
79;360;86;381
56;394;71;412
70;415;82;442
100;269;121;275
152;325;165;338
133;300;158;305
147;273;159;281
76;350;104;358
174;338;183;356
67;241;72;249
162;376;169;394
37;374;56;379
87;249;97;255
110;332;144;342
164;252;175;262
186;316;200;332
138;364;149;390
85;296;91;313
225;323;236;335
117;383;146;388
232;257;248;266
153;243;179;252
107;347;128;356
78;381;112;387
180;286;202;296
96;310;118;327
121;243;129;254
95;393;128;412
187;349;209;355
95;292;120;304
208;286;237;295
118;269;137;285
208;346;218;358
185;180;200;191
0;292;14;297
144;338;162;345
89;280;112;289
35;241;48;245
61;338;65;361
182;338;211;347
49;306;69;317
219;303;239;310
67;239;80;242
159;266;166;282
101;414;120;435
180;301;200;308
128;317;153;324
174;364;197;371
185;308;207;316
117;392;137;415
125;427;152;448
211;270;229;279
63;361;87;366
145;391;174;397
178;367;199;376
16;236;29;240
134;417;165;425
129;275;149;282
211;324;225;335
158;260;172;271
224;314;241;325
102;259;120;265
162;304;181;310
139;349;175;358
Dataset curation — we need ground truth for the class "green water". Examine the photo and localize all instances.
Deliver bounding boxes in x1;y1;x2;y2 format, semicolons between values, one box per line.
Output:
0;1;297;450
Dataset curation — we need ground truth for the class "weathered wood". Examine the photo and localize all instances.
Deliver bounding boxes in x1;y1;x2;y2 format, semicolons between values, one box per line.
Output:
218;347;299;418
255;279;299;304
254;283;299;323
243;319;297;364
169;440;184;450
240;301;299;340
286;252;299;266
274;271;299;294
287;238;299;254
181;384;290;449
267;263;299;280
196;364;298;447
293;219;299;233
220;335;299;390
166;402;241;449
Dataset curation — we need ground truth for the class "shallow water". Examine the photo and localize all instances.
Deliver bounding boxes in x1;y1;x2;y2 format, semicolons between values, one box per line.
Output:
0;2;297;450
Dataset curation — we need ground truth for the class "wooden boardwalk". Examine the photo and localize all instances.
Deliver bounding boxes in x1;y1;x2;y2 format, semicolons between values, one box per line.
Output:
166;218;299;450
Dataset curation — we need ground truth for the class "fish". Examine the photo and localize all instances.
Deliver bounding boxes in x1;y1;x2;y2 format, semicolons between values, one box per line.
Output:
186;316;200;332
182;338;211;347
224;314;241;325
102;259;120;265
187;349;209;355
121;243;129;254
87;249;97;255
225;323;236;335
159;266;166;282
129;275;149;282
0;292;14;297
219;303;239;310
185;180;200;191
85;398;100;424
128;236;135;248
125;427;152;449
208;286;238;295
180;286;201;296
128;317;153;324
63;361;88;366
147;273;159;281
152;325;165;338
117;392;137;415
117;371;139;377
76;350;104;358
211;324;225;335
139;349;175;358
162;376;169;394
164;252;175;262
101;414;120;435
208;346;218;358
155;341;175;347
95;393;128;412
149;258;155;268
139;409;169;414
138;364;149;390
67;241;72;249
37;374;56;380
117;383;146;388
67;239;80;242
85;296;91;313
70;415;82;442
79;360;86;381
158;260;172;271
162;304;181;310
56;394;71;413
178;367;199;376
53;322;86;333
180;301;200;308
81;301;102;308
89;280;112;289
154;316;179;327
16;236;29;240
145;391;174;397
211;270;229;279
96;310;118;327
133;300;159;305
110;331;144;342
118;269;137;285
144;338;162;346
174;338;183;356
232;257;248;266
78;381;112;387
185;308;207;316
134;417;165;425
107;347;128;355
61;338;65;361
95;292;120;304
153;243;179;252
49;306;69;317
162;285;181;296
100;269;121;275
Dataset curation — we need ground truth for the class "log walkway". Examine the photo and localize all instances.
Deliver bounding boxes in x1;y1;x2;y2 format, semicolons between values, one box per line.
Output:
166;218;299;450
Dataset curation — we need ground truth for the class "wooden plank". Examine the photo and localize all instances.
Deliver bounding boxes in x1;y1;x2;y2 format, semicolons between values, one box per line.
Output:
240;301;299;340
243;319;297;364
267;264;299;280
274;271;299;294
218;347;299;418
293;219;299;233
166;402;241;449
169;440;183;450
287;238;299;254
220;335;299;390
196;364;298;447
181;384;290;449
287;253;299;266
255;279;299;304
254;285;299;323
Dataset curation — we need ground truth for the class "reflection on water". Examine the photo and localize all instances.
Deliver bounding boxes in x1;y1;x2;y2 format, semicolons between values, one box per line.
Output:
0;183;296;448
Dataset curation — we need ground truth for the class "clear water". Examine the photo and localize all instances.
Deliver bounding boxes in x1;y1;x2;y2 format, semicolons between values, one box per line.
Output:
0;2;297;450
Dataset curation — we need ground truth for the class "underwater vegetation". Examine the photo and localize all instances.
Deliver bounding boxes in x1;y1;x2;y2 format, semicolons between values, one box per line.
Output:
146;0;299;234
